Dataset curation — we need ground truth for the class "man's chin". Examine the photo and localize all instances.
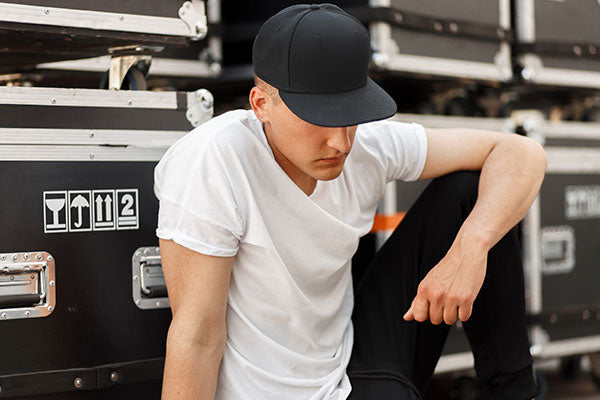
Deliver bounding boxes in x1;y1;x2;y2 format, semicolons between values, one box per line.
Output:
312;166;344;181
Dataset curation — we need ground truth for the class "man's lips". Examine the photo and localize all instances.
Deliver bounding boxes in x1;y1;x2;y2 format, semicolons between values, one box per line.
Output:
319;155;346;164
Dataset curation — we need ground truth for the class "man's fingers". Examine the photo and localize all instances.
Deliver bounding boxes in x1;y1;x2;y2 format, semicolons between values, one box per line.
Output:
403;307;414;321
429;302;443;325
458;303;473;322
442;305;458;325
411;296;430;322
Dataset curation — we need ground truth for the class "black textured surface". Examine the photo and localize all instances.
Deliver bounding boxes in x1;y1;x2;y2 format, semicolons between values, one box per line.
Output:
0;161;169;398
540;173;600;341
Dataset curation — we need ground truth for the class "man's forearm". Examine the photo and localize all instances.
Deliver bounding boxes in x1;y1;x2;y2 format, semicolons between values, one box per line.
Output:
162;325;226;399
458;134;547;251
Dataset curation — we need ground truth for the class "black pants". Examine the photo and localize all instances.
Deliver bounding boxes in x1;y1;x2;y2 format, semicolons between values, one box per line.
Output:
347;171;538;400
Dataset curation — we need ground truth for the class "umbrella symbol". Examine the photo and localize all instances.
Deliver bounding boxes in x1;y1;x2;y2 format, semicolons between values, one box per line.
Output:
70;195;90;228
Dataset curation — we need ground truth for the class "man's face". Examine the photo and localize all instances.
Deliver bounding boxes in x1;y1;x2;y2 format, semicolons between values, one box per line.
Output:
251;86;357;184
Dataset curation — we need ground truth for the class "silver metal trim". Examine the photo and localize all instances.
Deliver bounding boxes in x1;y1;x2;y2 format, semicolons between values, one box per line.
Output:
542;121;600;140
37;55;221;78
108;54;151;90
0;145;172;161
537;335;600;359
499;0;511;29
375;51;512;82
0;251;56;321
546;147;600;174
435;336;600;373
515;0;536;43
369;0;390;7
206;0;221;24
0;1;202;38
540;225;576;275
392;113;515;132
0;86;178;109
512;109;545;144
521;196;547;357
523;196;542;315
435;352;474;374
186;89;214;127
375;181;398;249
0;128;186;147
178;0;208;40
132;246;170;310
519;54;600;89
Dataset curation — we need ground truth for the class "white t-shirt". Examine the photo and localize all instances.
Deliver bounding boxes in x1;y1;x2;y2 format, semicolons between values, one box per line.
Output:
154;109;427;400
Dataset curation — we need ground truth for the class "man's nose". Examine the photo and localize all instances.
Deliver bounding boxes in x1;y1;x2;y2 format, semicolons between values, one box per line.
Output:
326;127;351;154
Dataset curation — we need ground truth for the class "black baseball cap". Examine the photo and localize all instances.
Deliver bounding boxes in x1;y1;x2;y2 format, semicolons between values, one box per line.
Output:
252;3;397;127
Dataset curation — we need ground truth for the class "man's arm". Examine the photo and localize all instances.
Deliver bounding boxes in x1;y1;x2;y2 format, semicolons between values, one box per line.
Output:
404;128;547;325
160;238;233;399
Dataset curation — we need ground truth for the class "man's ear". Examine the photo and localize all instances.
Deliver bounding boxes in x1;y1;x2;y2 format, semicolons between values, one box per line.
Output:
249;86;269;123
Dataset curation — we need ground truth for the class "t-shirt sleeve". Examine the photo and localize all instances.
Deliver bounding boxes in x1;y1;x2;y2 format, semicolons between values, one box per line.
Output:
359;119;428;183
153;135;243;257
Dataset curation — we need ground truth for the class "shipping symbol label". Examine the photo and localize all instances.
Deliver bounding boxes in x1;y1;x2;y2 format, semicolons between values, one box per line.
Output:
116;189;139;230
43;191;69;233
93;190;116;231
43;188;140;233
68;191;92;232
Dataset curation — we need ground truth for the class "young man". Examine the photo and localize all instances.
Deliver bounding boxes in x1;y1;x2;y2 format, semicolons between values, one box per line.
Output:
154;4;546;399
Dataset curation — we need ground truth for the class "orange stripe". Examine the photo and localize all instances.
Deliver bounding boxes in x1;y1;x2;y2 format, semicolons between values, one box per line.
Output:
370;212;406;233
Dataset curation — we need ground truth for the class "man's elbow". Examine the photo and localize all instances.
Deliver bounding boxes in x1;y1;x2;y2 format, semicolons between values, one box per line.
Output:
516;135;548;176
167;315;227;352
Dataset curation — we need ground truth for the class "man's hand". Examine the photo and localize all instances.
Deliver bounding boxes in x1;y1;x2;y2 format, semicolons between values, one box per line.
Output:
403;232;487;325
402;127;547;325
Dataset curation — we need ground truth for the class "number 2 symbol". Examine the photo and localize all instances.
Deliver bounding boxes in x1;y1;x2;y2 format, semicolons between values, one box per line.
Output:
121;194;135;216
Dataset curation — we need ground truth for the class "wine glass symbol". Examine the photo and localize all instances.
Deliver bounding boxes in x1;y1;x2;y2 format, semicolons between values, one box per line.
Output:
46;198;66;228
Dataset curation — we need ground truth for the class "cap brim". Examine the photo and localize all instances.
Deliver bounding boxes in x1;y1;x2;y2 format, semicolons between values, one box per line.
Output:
278;77;397;127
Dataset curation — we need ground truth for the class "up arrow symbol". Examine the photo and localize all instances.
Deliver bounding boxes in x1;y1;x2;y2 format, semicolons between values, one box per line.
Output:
95;195;104;221
105;194;112;221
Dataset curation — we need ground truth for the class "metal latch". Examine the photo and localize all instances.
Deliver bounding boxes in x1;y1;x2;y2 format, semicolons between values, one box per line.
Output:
540;225;576;275
0;251;56;321
132;247;169;310
186;89;214;127
178;0;208;40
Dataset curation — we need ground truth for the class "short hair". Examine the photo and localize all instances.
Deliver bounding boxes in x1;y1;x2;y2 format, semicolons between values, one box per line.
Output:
254;75;281;105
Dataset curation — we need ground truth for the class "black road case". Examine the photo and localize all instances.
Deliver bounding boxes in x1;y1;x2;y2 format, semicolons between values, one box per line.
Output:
0;86;212;399
515;0;600;89
0;0;209;72
365;0;512;83
29;0;223;89
220;0;512;83
516;111;600;362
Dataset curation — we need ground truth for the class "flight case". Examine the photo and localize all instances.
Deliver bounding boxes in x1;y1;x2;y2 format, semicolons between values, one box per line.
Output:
516;111;600;362
220;0;512;83
0;86;213;399
514;0;600;89
0;0;209;72
32;0;223;87
362;0;512;83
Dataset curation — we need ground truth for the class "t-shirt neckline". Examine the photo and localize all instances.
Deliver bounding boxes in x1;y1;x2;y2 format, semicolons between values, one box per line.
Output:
249;109;323;200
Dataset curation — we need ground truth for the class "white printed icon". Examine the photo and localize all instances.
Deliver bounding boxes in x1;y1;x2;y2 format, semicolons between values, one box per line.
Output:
44;191;68;233
67;190;92;232
93;190;116;231
116;189;139;230
68;191;92;232
44;188;140;233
